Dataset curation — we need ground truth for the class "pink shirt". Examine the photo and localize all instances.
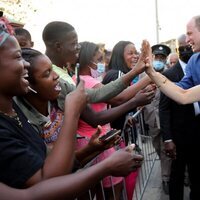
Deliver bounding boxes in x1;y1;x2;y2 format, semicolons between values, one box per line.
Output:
72;75;111;138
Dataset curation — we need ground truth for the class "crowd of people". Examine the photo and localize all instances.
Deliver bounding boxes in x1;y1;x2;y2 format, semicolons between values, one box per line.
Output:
0;12;200;200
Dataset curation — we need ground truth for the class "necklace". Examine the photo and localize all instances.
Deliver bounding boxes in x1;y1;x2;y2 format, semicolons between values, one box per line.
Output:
0;109;23;127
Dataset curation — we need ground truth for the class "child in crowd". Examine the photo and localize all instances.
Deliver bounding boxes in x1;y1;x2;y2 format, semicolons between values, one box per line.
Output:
14;27;34;48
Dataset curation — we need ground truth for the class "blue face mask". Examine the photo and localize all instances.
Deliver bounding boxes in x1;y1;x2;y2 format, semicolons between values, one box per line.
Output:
153;60;165;71
97;63;105;73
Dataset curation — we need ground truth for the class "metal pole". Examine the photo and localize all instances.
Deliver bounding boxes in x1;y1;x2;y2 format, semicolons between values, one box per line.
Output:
155;0;160;43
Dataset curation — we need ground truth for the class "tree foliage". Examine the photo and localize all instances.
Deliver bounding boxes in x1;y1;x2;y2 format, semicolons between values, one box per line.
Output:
0;0;37;23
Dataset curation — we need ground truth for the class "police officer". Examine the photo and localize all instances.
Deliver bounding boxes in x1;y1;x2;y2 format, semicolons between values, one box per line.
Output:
152;44;171;72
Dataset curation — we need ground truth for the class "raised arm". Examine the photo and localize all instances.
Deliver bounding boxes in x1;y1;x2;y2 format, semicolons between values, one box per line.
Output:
142;40;200;104
81;85;155;127
58;40;150;110
96;75;152;106
25;81;88;186
86;40;152;106
0;145;143;200
105;40;152;105
146;67;200;104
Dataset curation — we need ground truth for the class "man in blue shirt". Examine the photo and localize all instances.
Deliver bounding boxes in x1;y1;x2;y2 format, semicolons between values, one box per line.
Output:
177;53;200;89
173;15;200;200
177;15;200;89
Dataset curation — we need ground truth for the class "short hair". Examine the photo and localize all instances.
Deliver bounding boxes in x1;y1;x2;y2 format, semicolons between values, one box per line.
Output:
194;15;200;31
21;48;43;84
42;21;75;46
14;28;32;40
78;41;99;69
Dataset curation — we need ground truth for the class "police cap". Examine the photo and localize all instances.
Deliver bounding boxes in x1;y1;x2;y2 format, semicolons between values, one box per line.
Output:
151;44;171;57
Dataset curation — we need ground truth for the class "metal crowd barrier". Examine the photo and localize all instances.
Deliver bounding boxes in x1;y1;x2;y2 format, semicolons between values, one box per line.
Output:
75;107;157;200
131;108;157;200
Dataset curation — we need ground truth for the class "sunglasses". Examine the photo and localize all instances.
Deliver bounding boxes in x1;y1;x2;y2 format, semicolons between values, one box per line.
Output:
178;46;192;52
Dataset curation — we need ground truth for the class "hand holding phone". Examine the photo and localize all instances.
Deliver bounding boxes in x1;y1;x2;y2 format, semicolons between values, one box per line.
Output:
75;63;80;86
134;144;143;155
99;129;121;141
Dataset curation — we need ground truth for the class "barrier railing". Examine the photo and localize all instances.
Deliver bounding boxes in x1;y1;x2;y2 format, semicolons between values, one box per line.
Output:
75;108;157;200
131;108;157;200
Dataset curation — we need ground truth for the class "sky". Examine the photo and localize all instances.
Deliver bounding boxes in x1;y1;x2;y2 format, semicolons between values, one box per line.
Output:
24;0;200;52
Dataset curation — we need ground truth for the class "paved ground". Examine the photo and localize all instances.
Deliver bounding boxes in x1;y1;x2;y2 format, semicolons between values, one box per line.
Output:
142;159;190;200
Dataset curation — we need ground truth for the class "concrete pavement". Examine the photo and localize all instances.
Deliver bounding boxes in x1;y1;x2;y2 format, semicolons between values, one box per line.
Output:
142;158;190;200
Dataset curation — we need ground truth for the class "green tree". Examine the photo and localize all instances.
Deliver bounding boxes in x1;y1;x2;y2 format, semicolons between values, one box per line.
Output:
0;0;37;23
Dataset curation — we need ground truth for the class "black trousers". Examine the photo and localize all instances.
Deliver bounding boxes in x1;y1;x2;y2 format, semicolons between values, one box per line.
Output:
169;143;200;200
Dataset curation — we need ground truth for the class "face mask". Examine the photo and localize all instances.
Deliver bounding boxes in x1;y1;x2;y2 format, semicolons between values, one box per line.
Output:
89;67;102;78
153;60;165;71
178;46;193;63
97;63;105;73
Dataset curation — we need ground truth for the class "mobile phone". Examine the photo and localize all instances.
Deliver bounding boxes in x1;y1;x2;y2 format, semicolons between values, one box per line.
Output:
75;63;80;86
134;144;143;155
99;129;121;141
